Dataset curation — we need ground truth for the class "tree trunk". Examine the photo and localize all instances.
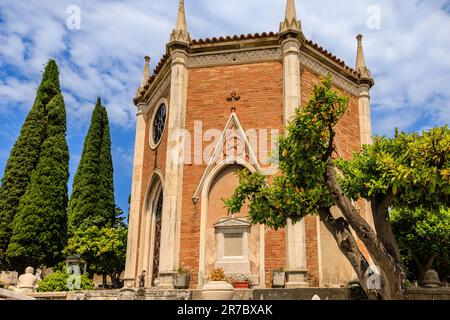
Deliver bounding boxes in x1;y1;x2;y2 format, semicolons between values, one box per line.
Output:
102;274;108;289
318;208;382;300
111;273;122;289
415;254;437;284
371;195;401;264
324;162;406;300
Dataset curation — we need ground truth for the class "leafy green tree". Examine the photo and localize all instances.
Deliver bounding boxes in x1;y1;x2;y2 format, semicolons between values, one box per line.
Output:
64;224;127;288
114;206;127;229
6;66;69;270
0;60;60;268
68;98;115;232
225;77;450;300
391;207;450;283
6;65;70;271
36;270;94;292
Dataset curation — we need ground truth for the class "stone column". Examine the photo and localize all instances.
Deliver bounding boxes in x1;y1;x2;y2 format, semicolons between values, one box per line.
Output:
124;107;148;288
281;38;309;288
157;49;189;288
282;38;301;123
358;84;376;229
358;84;372;146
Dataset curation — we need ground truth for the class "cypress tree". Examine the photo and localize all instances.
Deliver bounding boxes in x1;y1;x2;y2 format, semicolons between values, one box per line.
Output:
6;61;69;270
0;60;60;268
68;98;115;232
97;106;115;226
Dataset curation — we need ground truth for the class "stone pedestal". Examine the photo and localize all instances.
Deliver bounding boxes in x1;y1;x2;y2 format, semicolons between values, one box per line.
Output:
285;269;309;288
118;287;136;300
285;220;309;288
157;271;176;289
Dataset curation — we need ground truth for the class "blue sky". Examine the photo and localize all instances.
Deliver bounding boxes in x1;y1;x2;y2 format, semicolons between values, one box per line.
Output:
0;0;449;213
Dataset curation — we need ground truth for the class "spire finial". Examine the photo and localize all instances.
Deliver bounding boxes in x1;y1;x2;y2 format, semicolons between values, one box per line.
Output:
356;34;371;79
285;0;297;21
139;55;151;91
170;0;190;44
280;0;301;34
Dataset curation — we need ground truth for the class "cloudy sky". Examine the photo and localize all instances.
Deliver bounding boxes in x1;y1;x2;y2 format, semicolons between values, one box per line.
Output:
0;0;449;212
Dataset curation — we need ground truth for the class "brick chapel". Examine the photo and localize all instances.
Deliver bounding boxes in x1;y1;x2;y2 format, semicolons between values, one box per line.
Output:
124;0;375;289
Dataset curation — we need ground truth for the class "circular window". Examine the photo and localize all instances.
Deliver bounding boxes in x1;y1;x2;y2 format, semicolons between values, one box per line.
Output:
150;103;167;148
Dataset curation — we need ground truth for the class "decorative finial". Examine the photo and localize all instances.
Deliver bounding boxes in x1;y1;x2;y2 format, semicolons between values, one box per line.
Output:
355;34;371;79
170;0;190;44
137;55;151;95
280;0;301;34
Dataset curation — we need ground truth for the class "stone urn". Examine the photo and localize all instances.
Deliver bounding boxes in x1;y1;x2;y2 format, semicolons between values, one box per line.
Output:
272;270;286;288
423;269;443;288
201;281;234;300
174;274;190;289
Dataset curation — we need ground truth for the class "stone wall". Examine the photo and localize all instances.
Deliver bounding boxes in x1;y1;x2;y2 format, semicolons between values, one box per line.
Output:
407;287;450;300
17;287;450;301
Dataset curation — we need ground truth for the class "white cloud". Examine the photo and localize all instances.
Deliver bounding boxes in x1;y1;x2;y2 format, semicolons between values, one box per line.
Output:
0;0;449;135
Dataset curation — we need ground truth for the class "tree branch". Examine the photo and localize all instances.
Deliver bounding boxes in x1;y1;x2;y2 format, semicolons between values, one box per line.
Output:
318;208;381;300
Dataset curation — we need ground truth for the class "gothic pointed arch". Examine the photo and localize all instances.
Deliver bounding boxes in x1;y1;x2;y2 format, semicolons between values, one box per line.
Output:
193;112;262;203
138;170;164;287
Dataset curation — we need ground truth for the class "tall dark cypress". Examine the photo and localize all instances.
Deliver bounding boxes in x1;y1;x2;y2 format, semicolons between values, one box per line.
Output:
68;98;115;232
97;106;115;226
0;60;60;268
6;61;69;271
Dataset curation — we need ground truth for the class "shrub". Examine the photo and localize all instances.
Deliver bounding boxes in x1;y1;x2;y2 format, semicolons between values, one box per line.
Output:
36;270;94;292
177;267;189;275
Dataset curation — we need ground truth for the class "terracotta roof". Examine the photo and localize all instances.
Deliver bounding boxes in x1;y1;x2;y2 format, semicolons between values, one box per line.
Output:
303;39;359;77
138;31;360;97
190;31;277;45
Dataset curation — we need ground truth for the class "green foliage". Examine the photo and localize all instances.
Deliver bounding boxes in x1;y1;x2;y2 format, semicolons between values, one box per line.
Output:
0;60;60;268
36;270;94;292
391;207;450;279
337;126;450;208
64;225;127;288
114;206;127;229
226;76;449;232
225;76;349;228
177;267;190;274
68;98;115;232
5;61;69;271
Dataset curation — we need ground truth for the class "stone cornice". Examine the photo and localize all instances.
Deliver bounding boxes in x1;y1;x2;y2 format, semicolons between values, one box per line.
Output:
135;33;373;110
300;50;361;97
188;46;282;68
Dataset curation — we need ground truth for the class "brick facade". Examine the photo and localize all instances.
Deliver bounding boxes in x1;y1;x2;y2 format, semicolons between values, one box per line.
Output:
134;61;363;288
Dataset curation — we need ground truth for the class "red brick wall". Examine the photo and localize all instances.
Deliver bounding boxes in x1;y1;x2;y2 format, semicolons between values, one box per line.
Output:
180;61;285;287
141;60;364;288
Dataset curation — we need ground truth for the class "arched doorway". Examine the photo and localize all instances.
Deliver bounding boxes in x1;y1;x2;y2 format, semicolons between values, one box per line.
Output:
138;172;164;287
151;191;163;286
198;160;265;288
